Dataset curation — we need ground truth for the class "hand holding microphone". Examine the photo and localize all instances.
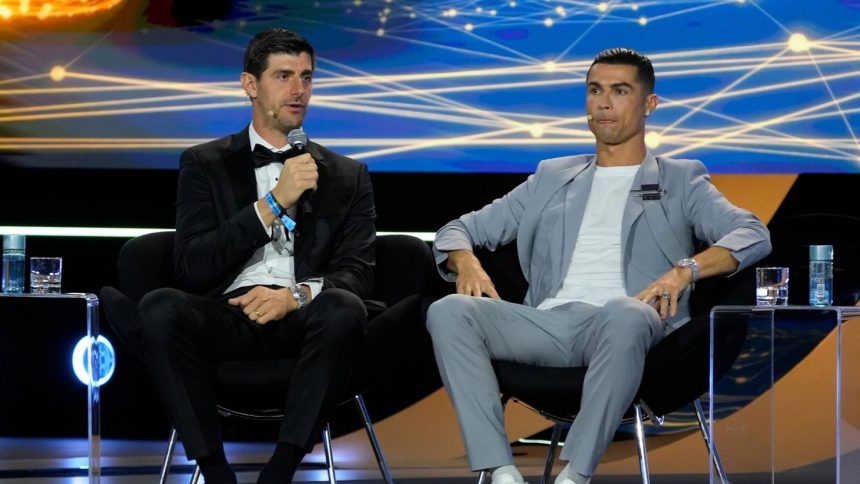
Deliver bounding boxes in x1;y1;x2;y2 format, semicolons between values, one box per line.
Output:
271;129;317;209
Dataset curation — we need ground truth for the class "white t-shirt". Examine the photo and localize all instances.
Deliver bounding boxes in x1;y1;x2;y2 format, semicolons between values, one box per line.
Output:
537;164;639;309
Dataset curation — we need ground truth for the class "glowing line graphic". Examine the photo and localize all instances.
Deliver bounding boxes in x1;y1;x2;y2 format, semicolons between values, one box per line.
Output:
662;91;860;158
553;0;618;61
659;47;789;136
646;0;740;23
805;50;860;155
0;102;247;123
1;0;857;171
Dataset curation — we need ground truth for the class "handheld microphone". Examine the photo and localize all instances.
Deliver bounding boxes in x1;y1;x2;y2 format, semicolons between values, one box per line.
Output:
288;128;308;153
287;128;313;215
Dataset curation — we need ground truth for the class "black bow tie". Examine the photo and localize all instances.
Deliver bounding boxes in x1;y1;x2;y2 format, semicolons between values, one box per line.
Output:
252;144;291;168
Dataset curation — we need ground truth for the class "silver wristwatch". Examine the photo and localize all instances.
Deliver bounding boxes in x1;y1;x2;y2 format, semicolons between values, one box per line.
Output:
290;284;309;309
675;257;700;288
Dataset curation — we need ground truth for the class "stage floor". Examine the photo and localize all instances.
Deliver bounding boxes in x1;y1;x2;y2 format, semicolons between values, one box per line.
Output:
0;438;857;483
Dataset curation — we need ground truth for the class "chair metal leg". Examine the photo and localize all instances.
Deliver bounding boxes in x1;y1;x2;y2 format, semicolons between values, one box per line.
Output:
541;424;563;484
477;470;489;484
633;404;651;484
694;398;730;484
190;465;201;484
354;394;394;483
323;423;337;484
160;427;178;484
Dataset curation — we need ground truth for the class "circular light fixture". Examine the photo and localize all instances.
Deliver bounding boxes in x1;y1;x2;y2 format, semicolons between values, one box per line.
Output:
72;335;116;387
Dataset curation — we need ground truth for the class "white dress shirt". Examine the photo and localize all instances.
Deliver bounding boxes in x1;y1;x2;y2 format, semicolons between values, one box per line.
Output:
223;123;322;298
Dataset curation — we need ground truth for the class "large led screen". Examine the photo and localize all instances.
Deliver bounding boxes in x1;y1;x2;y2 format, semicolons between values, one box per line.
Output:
1;0;858;173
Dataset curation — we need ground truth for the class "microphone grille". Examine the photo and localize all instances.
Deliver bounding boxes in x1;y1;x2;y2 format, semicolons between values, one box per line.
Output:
288;129;308;151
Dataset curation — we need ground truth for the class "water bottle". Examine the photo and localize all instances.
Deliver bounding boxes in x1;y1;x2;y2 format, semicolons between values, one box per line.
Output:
809;244;833;307
2;234;26;293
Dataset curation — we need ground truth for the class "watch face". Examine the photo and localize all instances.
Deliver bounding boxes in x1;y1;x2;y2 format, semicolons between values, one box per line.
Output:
677;258;699;282
292;286;305;306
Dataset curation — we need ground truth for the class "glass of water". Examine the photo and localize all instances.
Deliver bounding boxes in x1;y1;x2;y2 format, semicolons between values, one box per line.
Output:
30;256;63;294
756;266;789;306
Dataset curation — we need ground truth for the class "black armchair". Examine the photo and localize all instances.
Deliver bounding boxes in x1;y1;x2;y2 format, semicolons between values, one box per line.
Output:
100;231;435;483
469;242;743;484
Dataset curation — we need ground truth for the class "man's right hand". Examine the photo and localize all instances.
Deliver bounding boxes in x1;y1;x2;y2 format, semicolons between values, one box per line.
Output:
447;249;500;299
227;286;297;325
271;153;318;209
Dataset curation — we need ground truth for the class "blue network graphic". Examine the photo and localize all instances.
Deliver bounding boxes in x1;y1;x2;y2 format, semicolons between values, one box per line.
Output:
0;0;858;173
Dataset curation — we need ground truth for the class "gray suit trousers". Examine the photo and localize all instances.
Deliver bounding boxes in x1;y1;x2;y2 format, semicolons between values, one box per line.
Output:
426;294;664;475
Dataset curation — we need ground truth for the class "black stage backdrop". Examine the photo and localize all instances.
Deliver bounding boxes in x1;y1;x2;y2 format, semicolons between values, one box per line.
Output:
1;169;858;441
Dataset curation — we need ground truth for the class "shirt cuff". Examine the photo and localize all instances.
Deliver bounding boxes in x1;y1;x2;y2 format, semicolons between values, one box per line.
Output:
252;201;270;233
299;279;324;300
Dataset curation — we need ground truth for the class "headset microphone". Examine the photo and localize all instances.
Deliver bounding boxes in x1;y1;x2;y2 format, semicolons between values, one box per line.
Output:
587;114;593;121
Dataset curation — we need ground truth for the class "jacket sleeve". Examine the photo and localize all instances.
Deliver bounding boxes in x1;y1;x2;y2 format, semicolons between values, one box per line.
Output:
173;148;271;292
432;166;541;281
317;163;377;299
683;160;772;272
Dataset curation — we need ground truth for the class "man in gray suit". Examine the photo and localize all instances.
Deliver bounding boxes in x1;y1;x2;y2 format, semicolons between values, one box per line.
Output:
427;48;771;484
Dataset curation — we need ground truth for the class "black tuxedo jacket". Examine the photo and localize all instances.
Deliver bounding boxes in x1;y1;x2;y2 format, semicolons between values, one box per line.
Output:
173;126;376;299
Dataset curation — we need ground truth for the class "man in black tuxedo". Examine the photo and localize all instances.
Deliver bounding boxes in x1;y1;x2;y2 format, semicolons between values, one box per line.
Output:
135;29;375;484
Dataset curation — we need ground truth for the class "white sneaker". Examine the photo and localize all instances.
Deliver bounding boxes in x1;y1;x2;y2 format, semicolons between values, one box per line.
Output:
489;464;529;484
553;463;590;484
555;475;589;484
491;475;527;484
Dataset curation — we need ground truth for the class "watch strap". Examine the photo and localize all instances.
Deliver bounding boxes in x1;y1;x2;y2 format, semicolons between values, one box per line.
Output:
677;257;700;286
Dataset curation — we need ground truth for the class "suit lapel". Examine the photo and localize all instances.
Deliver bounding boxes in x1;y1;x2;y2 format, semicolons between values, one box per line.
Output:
301;142;328;218
621;161;646;257
519;156;593;305
558;163;596;286
224;127;257;210
637;151;687;264
293;142;329;257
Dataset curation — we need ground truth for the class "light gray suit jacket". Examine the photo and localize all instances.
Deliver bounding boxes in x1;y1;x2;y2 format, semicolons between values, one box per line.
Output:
434;151;772;330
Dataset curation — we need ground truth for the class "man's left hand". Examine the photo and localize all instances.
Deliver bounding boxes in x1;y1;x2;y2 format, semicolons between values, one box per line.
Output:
228;286;297;325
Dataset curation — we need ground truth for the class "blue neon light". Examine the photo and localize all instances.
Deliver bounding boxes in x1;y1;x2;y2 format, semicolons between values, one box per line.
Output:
72;335;116;387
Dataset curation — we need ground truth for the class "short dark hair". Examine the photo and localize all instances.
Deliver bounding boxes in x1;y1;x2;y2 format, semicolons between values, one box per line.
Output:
589;48;655;93
244;28;315;78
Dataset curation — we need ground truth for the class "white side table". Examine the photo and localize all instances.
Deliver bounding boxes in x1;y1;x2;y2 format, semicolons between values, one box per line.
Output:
708;305;860;484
